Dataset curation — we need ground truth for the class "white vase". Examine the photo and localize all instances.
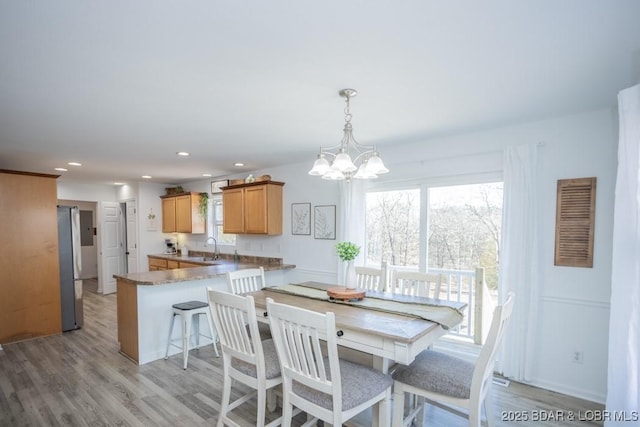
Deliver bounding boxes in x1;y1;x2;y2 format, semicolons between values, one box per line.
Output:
344;260;357;289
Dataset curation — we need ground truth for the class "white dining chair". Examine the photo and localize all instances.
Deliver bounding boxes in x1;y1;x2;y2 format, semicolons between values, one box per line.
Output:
226;266;266;294
266;297;393;427
391;270;446;298
226;267;271;340
355;261;388;291
392;293;515;427
207;289;282;427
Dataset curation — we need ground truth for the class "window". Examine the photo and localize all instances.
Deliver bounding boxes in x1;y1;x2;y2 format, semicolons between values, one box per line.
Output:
208;195;236;246
365;189;421;267
365;182;502;289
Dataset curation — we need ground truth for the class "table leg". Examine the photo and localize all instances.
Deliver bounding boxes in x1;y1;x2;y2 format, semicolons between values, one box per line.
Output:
372;356;392;427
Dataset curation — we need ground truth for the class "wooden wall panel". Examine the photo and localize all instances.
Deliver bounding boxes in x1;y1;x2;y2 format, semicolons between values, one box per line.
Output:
0;170;62;343
554;177;597;268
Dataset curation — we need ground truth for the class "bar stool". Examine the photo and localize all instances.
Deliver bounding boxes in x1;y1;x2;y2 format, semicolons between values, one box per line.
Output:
164;300;219;369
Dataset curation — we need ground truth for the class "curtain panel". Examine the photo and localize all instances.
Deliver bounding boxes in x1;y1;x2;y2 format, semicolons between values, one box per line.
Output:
605;83;640;426
498;143;540;381
337;180;366;282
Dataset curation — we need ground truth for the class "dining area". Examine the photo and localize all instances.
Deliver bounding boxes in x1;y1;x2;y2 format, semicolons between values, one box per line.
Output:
205;266;514;427
0;274;608;427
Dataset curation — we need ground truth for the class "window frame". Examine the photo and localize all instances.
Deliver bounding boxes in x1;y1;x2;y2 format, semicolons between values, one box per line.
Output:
364;171;503;273
207;193;237;247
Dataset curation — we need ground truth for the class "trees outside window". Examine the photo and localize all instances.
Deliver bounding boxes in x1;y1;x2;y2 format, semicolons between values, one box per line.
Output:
365;182;503;289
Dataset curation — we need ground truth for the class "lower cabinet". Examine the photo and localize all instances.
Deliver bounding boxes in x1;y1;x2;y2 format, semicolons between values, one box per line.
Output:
148;257;206;270
149;257;168;271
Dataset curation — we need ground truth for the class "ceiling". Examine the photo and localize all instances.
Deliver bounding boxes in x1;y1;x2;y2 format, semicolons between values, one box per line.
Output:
1;1;639;185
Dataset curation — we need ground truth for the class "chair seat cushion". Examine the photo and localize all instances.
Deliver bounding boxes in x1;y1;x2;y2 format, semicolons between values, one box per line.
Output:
231;339;281;380
257;322;272;340
392;350;474;399
293;358;392;411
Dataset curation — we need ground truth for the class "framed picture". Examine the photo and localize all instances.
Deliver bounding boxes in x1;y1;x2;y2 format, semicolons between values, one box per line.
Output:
291;203;311;235
211;180;229;194
314;205;336;240
146;209;157;231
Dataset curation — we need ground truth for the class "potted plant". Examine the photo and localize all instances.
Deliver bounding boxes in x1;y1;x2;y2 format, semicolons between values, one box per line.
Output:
199;192;209;219
335;241;360;289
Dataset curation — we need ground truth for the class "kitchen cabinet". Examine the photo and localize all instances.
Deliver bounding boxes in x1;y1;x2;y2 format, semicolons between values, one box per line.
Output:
160;192;205;234
222;181;284;235
1;170;61;343
148;257;206;270
149;257;168;271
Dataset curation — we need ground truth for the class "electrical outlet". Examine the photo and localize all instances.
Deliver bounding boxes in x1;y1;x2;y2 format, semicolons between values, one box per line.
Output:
572;350;584;364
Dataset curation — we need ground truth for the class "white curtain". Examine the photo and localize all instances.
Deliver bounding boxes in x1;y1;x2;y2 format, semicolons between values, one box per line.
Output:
498;143;539;381
605;84;640;427
337;179;366;281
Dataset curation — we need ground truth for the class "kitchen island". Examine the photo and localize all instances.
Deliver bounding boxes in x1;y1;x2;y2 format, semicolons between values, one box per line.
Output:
114;258;294;365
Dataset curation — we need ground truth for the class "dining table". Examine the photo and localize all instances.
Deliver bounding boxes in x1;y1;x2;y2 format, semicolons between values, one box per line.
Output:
247;281;466;427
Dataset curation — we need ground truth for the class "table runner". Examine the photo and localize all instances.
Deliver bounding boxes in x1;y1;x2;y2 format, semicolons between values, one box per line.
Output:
264;283;464;330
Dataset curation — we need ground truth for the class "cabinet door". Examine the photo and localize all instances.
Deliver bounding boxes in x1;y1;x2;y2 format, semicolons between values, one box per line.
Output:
245;185;268;233
178;261;203;268
175;195;193;233
223;188;245;233
162;198;176;233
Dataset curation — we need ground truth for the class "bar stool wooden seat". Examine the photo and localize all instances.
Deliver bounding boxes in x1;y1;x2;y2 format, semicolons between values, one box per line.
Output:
164;300;219;369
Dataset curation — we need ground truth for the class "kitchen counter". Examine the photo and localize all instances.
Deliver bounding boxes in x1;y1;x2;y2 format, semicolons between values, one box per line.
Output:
117;254;295;286
114;254;294;365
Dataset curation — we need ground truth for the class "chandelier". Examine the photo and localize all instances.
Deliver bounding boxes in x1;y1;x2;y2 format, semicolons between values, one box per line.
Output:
308;89;389;180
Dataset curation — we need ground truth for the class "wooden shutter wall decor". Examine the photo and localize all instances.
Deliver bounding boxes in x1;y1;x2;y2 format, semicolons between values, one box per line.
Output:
554;177;596;268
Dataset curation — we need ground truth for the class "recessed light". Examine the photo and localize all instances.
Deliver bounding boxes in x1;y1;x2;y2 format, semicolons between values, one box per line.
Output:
67;162;82;166
55;167;68;172
234;162;245;167
113;182;125;186
202;173;212;177
176;152;190;157
142;175;152;179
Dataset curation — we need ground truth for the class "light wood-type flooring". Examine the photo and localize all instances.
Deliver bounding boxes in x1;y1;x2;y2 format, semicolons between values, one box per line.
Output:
0;279;604;426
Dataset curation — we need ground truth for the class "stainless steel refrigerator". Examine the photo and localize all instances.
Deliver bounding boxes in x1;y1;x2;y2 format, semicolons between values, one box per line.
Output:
58;205;83;331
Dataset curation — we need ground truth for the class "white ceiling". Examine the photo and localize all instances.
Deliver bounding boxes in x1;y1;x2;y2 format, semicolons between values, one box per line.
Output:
1;1;639;185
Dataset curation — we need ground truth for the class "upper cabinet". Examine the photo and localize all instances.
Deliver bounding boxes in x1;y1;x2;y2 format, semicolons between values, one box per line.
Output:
222;181;284;235
161;192;205;234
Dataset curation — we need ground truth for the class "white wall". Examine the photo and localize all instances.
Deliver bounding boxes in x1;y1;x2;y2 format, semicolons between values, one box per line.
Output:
57;179;119;201
177;162;342;284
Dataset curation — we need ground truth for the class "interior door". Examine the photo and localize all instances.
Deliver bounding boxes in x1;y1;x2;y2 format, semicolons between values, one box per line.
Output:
126;200;138;273
98;201;123;294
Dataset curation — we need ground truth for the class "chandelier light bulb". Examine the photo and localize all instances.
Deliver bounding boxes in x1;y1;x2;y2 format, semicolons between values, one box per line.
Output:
366;152;389;174
353;161;378;179
322;166;346;180
333;150;357;172
308;154;331;176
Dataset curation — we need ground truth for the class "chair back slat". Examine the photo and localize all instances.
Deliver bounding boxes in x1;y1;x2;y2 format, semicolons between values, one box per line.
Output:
391;270;446;298
355;261;388;292
267;299;338;399
226;267;266;294
207;289;262;366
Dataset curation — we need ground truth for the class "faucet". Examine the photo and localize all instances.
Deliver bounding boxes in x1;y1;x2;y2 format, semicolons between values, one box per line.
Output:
204;236;219;260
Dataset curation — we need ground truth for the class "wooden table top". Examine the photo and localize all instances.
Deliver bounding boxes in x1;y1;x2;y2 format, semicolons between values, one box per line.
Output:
249;286;442;344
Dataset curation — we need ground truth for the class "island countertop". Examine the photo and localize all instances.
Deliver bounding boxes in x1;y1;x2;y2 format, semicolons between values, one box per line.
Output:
114;254;294;365
114;256;295;286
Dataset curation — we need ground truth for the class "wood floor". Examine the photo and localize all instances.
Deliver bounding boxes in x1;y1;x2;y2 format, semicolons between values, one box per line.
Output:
0;279;604;426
